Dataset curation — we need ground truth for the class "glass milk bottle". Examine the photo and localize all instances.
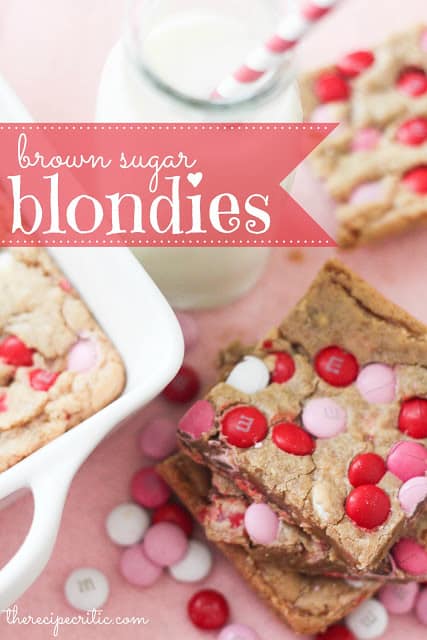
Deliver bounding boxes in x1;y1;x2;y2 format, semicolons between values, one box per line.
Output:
96;0;302;309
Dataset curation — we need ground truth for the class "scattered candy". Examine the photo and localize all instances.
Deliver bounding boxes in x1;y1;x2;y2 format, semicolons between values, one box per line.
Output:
106;502;150;546
119;544;163;587
392;538;427;575
356;364;396;404
221;406;268;448
315;346;359;387
272;422;315;456
398;476;427;516
316;624;355;640
0;335;33;366
226;356;270;394
162;364;200;403
188;589;230;630
139;416;177;460
271;352;295;384
169;540;212;582
349;180;384;205
29;368;59;391
302;397;347;438
337;50;375;78
143;522;188;567
415;587;427;625
397;67;427;97
175;311;199;351
152;502;194;537
402;166;427;195
64;568;109;611
218;623;260;640
399;397;427;438
345;485;390;529
351;128;381;151
131;467;171;509
314;71;350;103
346;599;389;639
387;441;427;482
379;582;420;614
244;503;279;544
67;337;98;372
348;453;386;487
396;116;427;146
179;399;215;439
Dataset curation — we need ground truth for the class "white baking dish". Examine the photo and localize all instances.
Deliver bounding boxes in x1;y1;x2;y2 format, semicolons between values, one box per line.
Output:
0;247;184;608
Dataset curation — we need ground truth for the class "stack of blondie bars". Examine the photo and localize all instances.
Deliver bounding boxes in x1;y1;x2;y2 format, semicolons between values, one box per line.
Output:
160;260;427;635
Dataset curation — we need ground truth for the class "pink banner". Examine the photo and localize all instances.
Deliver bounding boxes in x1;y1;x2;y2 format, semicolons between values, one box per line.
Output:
0;123;335;246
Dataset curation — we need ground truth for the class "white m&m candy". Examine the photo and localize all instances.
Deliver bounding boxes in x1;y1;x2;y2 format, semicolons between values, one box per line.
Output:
226;357;270;394
169;540;213;582
346;599;389;639
106;503;150;546
65;568;109;611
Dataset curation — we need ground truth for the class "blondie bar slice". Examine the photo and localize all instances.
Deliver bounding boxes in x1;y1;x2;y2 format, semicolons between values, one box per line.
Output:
178;260;427;573
299;25;427;247
159;453;379;636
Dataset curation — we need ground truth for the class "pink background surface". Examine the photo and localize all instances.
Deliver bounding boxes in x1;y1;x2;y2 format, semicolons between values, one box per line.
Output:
0;0;427;638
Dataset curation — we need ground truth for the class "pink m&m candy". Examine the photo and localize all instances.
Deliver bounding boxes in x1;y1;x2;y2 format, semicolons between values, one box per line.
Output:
392;538;427;576
387;441;427;482
131;468;171;509
143;522;188;567
244;503;279;545
67;336;98;372
302;397;347;438
398;476;427;516
139;416;177;460
349;180;385;206
175;311;199;352
179;400;215;439
356;364;396;404
416;587;427;626
119;544;163;587
379;582;419;614
218;624;260;640
351;128;381;151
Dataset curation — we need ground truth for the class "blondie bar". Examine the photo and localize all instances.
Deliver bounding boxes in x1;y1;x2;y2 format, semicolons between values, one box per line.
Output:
178;260;427;573
0;248;125;471
299;25;427;247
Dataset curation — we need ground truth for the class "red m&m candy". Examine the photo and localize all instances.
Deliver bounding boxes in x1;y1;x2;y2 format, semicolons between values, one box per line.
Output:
271;352;295;384
348;453;386;487
316;624;356;640
162;365;200;403
0;335;33;367
396;117;427;146
29;369;59;391
397;67;427;97
188;589;230;630
402;166;427;195
314;71;350;103
399;398;427;439
345;485;391;530
315;346;359;387
152;503;194;537
337;50;375;78
221;406;268;448
272;422;315;456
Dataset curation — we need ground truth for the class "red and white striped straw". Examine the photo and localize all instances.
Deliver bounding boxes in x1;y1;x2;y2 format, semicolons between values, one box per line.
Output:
212;0;340;101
